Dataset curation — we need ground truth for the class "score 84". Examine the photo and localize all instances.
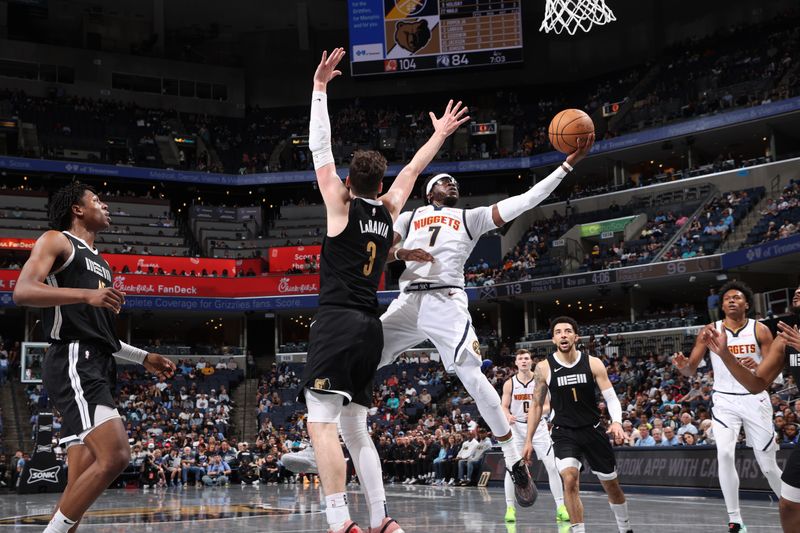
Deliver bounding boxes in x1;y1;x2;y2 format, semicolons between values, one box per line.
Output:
436;54;469;68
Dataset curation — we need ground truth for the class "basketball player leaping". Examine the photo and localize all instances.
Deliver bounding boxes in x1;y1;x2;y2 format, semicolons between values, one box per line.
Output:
523;317;632;533
372;133;593;509
501;348;569;524
298;47;469;533
703;283;800;532
12;183;176;533
673;281;781;533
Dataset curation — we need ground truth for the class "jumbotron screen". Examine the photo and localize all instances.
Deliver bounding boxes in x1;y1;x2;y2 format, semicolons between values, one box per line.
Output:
348;0;523;76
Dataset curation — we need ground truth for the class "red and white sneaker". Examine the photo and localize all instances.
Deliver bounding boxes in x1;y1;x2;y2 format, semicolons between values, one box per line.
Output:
368;517;405;533
328;520;363;533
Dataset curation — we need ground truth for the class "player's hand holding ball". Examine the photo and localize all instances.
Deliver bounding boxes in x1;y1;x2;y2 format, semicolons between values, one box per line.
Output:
548;108;596;167
144;353;176;379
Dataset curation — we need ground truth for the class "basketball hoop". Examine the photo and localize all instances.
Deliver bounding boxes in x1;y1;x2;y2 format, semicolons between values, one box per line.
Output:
540;0;616;35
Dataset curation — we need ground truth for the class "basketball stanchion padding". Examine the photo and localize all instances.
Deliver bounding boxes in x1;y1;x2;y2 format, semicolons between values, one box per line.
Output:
17;413;67;494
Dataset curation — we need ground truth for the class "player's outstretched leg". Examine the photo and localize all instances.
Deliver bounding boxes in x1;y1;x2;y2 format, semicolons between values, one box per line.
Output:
44;419;130;533
340;404;405;533
305;390;363;533
560;467;584;532
453;352;535;506
598;476;632;533
541;447;569;522
503;470;516;522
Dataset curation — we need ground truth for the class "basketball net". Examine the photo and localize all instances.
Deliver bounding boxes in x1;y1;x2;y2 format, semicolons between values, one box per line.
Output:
540;0;616;35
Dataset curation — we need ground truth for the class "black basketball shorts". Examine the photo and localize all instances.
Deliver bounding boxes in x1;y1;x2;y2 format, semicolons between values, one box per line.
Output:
298;306;383;408
42;341;118;445
551;422;617;478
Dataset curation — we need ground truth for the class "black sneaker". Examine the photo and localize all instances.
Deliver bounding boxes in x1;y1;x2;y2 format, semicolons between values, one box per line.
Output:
508;459;537;507
728;523;746;533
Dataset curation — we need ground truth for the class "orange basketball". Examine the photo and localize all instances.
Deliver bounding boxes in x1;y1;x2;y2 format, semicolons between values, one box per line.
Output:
548;109;595;154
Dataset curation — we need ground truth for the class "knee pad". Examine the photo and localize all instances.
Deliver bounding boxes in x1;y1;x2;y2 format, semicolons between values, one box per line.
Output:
339;403;370;443
454;353;500;409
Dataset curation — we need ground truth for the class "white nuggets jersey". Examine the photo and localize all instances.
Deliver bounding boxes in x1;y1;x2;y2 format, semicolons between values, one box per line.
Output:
510;375;535;423
393;205;496;290
709;319;761;394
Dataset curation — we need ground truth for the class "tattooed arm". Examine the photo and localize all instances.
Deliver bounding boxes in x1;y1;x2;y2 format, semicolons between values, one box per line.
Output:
522;360;549;462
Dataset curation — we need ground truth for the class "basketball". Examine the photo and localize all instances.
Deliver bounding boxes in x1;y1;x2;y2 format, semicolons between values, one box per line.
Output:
548;108;595;154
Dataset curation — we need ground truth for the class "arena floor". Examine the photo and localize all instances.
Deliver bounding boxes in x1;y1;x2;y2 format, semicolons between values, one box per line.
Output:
0;484;781;532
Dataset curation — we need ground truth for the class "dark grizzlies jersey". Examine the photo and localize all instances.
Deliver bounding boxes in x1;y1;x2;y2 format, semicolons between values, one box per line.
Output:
547;351;601;428
42;231;121;353
786;318;800;385
318;197;392;312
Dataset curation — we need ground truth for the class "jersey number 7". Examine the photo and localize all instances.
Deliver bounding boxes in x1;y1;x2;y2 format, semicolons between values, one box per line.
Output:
428;225;441;246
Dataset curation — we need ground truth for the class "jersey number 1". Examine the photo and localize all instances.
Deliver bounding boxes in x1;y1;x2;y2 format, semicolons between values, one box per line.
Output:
363;241;377;276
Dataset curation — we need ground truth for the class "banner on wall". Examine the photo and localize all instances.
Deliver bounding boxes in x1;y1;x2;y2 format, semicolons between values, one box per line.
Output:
0;238;36;250
104;254;265;276
268;245;322;273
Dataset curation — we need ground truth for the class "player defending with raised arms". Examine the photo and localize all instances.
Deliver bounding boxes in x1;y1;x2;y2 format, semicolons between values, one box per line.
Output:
523;317;632;533
704;284;800;532
501;349;568;524
13;183;175;533
299;47;469;533
673;281;780;533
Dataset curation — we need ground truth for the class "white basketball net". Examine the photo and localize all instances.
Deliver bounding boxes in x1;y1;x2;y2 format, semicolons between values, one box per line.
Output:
540;0;616;35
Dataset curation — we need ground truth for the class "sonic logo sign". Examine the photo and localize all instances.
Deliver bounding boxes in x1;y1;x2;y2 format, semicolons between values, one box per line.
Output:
27;466;61;484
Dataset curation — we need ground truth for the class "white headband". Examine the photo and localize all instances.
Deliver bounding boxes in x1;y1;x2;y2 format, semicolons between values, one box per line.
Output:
425;173;455;196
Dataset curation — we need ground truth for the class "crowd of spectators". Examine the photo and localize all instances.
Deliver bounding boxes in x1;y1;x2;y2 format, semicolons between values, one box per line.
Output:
746;178;800;246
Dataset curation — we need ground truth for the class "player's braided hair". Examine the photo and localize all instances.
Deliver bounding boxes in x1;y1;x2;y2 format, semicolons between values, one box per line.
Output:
718;280;754;310
48;182;97;231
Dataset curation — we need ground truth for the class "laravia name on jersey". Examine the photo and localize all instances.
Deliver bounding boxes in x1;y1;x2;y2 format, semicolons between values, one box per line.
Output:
729;344;758;356
85;257;112;283
513;393;533;401
413;214;461;232
359;220;389;238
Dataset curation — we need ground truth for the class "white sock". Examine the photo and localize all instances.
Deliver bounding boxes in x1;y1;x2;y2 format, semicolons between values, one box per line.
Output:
499;436;522;466
571;523;585;533
610;502;630;532
504;470;516;507
325;492;350;531
44;509;76;533
728;510;743;525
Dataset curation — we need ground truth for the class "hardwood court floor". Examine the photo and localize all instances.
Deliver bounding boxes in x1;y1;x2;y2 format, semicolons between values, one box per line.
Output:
0;482;781;532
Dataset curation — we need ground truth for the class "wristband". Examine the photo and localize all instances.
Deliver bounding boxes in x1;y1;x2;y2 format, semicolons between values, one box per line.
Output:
114;342;149;365
561;161;573;173
394;248;402;261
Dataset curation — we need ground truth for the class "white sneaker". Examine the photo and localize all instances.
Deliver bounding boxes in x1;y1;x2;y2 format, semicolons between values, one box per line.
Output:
281;446;319;474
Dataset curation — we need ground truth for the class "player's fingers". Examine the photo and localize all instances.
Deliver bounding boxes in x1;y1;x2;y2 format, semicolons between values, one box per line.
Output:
451;100;462;115
455;105;469;118
455;115;471;127
429;111;436;123
332;70;342;78
320;50;327;64
445;99;453;115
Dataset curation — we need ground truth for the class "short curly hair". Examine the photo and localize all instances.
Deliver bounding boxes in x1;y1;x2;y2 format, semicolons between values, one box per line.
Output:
48;182;96;231
718;280;754;310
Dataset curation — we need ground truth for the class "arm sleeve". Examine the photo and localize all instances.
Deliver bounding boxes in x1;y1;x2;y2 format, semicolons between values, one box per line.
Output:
394;211;412;240
463;206;498;237
495;165;568;223
308;91;334;170
113;342;148;365
601;387;623;425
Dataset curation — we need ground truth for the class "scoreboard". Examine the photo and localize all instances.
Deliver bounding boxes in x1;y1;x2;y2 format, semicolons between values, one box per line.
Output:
348;0;524;76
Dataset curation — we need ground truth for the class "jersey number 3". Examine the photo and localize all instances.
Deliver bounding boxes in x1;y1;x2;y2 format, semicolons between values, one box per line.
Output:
363;241;377;276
